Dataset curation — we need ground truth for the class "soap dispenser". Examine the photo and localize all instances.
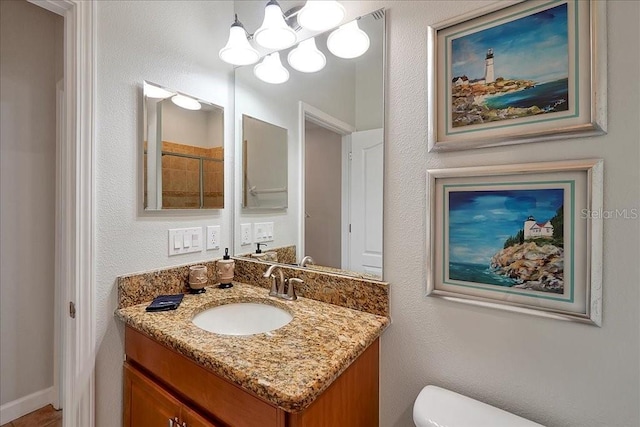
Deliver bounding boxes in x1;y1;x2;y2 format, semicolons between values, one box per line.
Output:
217;248;235;289
253;243;268;261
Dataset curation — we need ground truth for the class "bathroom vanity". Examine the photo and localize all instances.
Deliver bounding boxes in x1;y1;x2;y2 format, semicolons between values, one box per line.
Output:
117;282;389;427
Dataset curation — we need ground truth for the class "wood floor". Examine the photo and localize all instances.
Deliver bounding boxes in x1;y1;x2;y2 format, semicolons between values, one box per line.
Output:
1;405;61;427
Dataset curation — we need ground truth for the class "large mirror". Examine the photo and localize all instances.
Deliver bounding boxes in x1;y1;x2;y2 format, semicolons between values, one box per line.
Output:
234;7;385;279
242;115;288;209
143;81;225;210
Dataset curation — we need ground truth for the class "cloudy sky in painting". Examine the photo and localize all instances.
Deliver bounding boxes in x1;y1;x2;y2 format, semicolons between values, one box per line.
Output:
451;3;568;83
448;189;564;265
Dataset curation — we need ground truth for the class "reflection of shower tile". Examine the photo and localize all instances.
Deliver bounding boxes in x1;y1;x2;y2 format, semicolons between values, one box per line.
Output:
168;170;186;191
173;156;188;170
186;171;200;192
186;158;199;172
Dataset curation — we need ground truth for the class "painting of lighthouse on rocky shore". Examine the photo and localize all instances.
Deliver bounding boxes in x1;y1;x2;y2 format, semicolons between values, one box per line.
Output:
447;188;566;294
450;2;569;128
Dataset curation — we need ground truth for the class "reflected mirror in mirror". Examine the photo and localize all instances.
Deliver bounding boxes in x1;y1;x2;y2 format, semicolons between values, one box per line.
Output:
234;8;384;280
242;115;288;209
143;81;225;210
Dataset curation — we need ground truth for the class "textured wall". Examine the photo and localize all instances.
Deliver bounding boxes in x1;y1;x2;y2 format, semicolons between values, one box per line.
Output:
0;0;62;406
95;1;234;425
375;1;640;426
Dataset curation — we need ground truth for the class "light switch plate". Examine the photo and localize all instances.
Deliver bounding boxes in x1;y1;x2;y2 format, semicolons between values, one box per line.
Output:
254;222;274;243
206;225;221;250
240;223;252;246
168;227;203;256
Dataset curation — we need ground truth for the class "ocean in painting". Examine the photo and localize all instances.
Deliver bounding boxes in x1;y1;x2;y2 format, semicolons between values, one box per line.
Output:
449;262;517;287
484;78;569;112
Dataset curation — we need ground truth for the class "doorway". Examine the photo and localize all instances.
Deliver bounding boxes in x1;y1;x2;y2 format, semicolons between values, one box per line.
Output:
0;0;63;423
1;1;96;426
300;103;383;277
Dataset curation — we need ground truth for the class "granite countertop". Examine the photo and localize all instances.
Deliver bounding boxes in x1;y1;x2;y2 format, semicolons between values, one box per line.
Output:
116;282;389;413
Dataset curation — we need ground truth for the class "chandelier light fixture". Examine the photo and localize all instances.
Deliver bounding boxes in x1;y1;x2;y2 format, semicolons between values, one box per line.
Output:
219;2;374;84
297;1;345;32
287;37;326;73
327;20;370;59
254;52;290;84
219;15;260;66
254;0;297;50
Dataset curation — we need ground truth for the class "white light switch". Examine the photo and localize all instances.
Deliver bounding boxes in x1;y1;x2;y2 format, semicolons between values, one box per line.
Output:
168;227;203;256
254;222;274;243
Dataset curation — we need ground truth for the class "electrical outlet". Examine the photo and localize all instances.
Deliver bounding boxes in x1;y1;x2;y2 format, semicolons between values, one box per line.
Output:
206;225;221;250
240;223;252;246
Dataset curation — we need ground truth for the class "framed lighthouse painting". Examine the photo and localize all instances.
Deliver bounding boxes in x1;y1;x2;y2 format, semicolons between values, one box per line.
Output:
427;0;607;152
426;159;603;325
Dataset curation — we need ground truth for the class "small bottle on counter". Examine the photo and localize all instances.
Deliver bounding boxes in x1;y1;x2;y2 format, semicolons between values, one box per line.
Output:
217;248;235;289
252;243;268;261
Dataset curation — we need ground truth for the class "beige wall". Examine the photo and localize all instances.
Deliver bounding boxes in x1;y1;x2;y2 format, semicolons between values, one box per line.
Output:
0;0;63;406
305;124;343;268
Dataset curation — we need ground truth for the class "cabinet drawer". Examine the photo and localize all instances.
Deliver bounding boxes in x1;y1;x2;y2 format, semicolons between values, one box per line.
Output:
125;326;284;427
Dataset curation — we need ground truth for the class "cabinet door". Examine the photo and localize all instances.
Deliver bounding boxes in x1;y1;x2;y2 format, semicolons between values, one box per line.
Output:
124;363;181;427
180;406;219;427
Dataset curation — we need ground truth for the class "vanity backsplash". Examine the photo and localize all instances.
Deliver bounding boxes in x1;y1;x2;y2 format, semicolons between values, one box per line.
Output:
118;256;389;317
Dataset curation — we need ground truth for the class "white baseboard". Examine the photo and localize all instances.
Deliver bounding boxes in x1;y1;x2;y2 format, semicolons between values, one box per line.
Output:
0;387;55;425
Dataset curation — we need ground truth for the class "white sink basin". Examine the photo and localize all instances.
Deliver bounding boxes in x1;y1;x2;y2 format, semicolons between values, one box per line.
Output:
192;302;293;336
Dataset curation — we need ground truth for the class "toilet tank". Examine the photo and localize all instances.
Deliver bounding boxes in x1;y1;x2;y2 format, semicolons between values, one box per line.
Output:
413;386;544;427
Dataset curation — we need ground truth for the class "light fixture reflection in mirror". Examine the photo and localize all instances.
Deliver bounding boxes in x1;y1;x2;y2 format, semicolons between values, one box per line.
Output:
254;52;290;84
327;20;370;59
287;37;326;73
143;81;225;210
171;94;201;111
233;9;385;280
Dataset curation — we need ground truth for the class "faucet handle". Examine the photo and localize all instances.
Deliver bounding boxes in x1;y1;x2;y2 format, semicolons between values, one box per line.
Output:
284;278;303;301
267;274;278;297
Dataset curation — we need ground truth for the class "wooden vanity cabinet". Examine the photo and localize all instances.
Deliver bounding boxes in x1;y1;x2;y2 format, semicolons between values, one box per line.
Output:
123;326;379;427
124;363;219;427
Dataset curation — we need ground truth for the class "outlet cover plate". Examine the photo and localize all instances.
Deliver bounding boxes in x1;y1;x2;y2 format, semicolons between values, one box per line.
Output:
240;223;252;246
206;225;221;250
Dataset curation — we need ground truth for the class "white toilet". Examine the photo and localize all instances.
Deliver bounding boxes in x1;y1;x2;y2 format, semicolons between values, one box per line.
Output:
413;386;544;427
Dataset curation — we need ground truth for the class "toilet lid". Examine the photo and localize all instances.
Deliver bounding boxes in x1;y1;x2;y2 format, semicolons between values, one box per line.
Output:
413;386;544;427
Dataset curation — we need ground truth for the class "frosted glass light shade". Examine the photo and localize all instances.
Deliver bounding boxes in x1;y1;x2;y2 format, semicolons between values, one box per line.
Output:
287;38;326;73
219;24;260;66
327;20;370;59
298;1;345;31
254;52;290;84
254;1;297;50
171;94;201;110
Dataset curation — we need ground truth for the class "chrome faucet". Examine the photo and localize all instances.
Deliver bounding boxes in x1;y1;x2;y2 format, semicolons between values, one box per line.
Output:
299;256;315;267
263;264;285;297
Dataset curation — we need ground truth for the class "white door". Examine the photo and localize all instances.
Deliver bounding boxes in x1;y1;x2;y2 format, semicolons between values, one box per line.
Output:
349;128;383;277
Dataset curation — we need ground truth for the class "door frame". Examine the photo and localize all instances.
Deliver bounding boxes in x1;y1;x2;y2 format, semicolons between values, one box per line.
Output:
28;1;96;426
298;102;355;264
